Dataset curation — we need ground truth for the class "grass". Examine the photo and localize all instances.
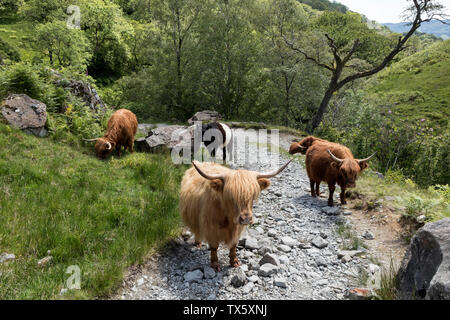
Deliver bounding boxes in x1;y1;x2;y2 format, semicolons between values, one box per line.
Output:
0;123;188;299
367;39;450;132
354;170;449;223
0;14;39;63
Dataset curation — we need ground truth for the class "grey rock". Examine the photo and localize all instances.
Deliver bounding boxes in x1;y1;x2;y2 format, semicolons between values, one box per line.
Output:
396;218;450;300
245;237;260;250
279;255;289;265
0;253;15;264
321;206;340;216
273;277;288;288
281;236;299;247
363;230;375;240
231;268;247;287
259;253;280;267
315;256;328;267
258;263;279;277
1;94;47;137
341;255;352;263
248;275;259;283
203;266;216;279
187;110;222;125
184;269;204;283
337;250;363;259
311;236;328;249
278;244;292;253
242;282;254;294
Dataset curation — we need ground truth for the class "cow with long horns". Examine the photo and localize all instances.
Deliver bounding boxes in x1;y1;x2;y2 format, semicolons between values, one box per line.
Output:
84;109;138;159
180;160;292;270
305;142;375;206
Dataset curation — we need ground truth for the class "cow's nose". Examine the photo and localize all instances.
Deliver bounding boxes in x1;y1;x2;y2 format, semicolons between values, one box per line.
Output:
239;214;253;225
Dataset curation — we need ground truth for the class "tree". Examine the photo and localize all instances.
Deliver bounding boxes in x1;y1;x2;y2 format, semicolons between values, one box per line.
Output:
79;0;134;78
152;0;203;117
283;0;448;132
20;0;70;22
35;21;92;69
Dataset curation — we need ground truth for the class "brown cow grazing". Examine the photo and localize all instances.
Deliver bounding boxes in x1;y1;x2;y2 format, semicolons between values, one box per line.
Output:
305;142;375;206
180;160;291;270
85;109;138;159
289;136;327;155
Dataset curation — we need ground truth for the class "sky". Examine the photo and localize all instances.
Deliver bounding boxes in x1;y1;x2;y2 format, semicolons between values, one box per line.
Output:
336;0;450;23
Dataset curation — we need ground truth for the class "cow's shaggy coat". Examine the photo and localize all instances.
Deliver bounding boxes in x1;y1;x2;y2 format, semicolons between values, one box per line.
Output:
305;141;374;206
180;160;290;270
93;109;138;159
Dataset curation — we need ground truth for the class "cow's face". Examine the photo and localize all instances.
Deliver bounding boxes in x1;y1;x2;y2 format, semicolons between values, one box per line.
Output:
218;171;270;225
289;142;307;155
328;149;373;188
95;138;115;159
331;160;366;188
191;160;291;225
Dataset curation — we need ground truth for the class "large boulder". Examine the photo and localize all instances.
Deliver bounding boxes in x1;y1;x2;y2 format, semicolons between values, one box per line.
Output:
187;110;222;125
396;218;450;300
53;77;106;113
135;125;193;153
1;94;48;137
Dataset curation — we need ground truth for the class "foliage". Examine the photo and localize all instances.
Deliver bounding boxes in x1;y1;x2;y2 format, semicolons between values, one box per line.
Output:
19;0;71;22
0;0;23;15
0;37;20;63
297;0;347;13
35;20;92;69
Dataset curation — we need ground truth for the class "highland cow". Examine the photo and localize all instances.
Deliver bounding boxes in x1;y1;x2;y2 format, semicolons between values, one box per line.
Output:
180;160;291;270
305;141;375;206
289;136;328;155
85;109;138;159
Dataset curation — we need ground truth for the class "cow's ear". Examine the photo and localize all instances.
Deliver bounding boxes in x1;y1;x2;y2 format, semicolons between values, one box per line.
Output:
330;162;340;169
257;178;270;191
210;179;224;192
359;162;369;171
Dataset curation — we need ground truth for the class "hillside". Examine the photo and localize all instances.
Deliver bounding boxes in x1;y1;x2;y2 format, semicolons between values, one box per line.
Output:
0;123;186;299
384;20;450;39
367;39;450;131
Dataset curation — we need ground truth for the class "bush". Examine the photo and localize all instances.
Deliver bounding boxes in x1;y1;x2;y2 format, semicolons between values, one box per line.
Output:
0;38;21;63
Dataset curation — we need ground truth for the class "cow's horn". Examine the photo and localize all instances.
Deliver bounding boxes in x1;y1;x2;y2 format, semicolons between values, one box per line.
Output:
192;161;224;181
106;142;112;150
357;152;376;163
83;138;100;142
256;159;292;179
327;149;344;163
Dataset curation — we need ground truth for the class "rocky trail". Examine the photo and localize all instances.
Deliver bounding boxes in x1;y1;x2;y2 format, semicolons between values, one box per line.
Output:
112;128;402;300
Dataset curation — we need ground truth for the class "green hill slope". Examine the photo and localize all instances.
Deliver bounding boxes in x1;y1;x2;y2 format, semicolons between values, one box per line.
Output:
368;39;450;131
0;123;185;299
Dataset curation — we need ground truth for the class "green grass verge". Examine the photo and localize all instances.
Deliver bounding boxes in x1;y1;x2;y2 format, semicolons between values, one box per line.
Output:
0;123;187;299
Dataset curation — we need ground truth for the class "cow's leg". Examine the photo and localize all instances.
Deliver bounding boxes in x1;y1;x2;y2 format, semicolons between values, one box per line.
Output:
315;181;321;196
310;180;316;197
116;145;122;157
222;146;226;163
128;138;134;153
340;187;347;205
229;244;240;268
210;246;220;271
194;238;202;248
328;183;335;206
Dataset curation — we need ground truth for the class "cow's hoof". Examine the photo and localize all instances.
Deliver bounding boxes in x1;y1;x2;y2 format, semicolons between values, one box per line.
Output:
195;242;202;248
230;259;240;268
211;262;220;272
328;202;334;207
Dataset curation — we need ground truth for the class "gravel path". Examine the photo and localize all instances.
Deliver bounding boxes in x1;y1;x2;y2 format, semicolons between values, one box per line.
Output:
113;129;377;300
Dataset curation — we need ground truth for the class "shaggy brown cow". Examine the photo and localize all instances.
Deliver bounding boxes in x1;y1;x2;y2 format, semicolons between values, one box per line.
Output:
85;109;138;159
305;142;375;206
289;136;327;155
180;160;291;270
